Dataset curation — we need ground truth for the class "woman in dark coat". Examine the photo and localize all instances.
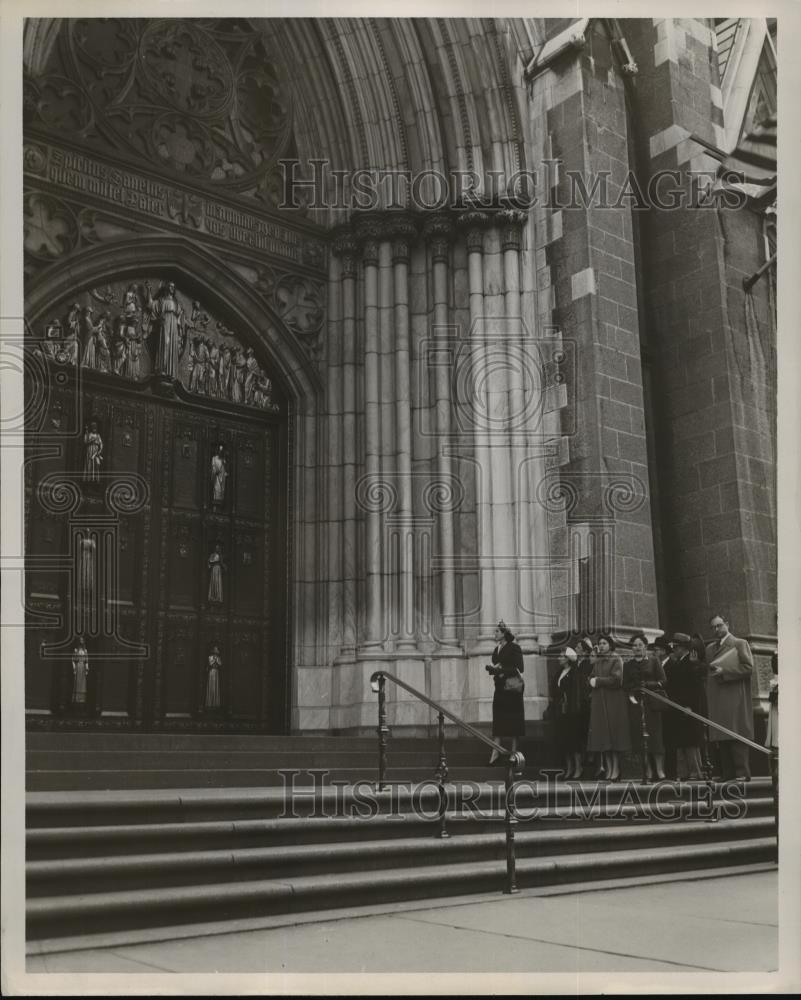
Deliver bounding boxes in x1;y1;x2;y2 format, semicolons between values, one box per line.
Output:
486;621;525;764
554;646;591;779
586;635;629;781
664;632;705;780
623;632;668;781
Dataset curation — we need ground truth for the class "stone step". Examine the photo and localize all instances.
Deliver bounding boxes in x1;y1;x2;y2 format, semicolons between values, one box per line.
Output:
26;837;776;940
26;749;493;770
26;796;777;860
27;816;773;897
27;778;771;826
26;766;522;791
25;733;514;753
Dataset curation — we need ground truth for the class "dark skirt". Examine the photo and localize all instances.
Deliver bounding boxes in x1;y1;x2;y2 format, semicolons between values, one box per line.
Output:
557;708;590;753
492;685;525;740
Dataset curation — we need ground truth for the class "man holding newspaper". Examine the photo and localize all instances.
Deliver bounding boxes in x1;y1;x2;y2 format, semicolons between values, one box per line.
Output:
705;615;756;781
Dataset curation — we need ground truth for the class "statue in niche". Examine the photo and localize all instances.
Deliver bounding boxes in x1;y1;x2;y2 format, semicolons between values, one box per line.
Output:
83;422;103;483
204;644;222;711
77;531;96;616
144;279;186;379
71;635;89;706
210;444;228;506
207;542;226;604
120;285;147;379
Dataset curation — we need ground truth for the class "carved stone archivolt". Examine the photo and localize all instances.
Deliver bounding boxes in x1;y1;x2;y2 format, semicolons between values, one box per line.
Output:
24;19;299;209
33;277;281;413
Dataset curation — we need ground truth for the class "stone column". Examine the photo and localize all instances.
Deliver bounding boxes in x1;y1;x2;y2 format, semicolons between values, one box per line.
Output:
390;216;419;650
482;218;516;631
332;233;360;655
423;214;459;649
357;218;384;649
326;252;344;654
459;210;496;644
500;208;536;640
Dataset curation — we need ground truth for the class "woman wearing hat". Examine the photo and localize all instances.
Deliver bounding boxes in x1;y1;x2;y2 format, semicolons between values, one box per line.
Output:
554;646;592;779
664;633;705;780
623;631;668;781
587;635;630;781
486;621;525;765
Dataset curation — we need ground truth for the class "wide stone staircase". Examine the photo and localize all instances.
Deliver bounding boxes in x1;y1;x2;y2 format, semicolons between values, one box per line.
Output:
26;732;777;950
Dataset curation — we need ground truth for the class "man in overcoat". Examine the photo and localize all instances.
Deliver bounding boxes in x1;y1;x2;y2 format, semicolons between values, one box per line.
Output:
705;614;755;780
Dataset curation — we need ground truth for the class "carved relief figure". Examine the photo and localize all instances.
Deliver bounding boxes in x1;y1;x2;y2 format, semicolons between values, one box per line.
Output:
71;635;89;705
188;336;209;394
205;644;222;710
145;279;185;379
95;314;112;372
120;285;146;379
83;422;103;483
210;444;227;505
231;348;246;404
207;340;221;398
244;346;259;404
62;302;81;365
82;309;111;373
207;542;225;603
80;305;99;369
111;325;127;374
219;344;232;399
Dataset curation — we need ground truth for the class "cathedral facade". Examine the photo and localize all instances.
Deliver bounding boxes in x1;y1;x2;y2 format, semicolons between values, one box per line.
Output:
22;17;777;735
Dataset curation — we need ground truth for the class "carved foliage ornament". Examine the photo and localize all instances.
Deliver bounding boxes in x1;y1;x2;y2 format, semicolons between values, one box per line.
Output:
25;19;296;204
33;277;281;414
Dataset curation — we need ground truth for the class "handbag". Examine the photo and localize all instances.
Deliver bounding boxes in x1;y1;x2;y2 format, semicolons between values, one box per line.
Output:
505;670;525;695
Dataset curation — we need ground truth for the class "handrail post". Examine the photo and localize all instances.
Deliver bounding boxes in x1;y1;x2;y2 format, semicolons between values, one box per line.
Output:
435;711;450;839
376;673;389;791
503;754;520;894
638;688;651;784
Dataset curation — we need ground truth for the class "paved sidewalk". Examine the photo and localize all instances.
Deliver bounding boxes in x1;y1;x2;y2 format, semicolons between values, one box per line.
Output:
27;870;777;975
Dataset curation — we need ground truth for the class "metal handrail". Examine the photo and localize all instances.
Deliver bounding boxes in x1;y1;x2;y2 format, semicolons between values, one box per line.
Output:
370;670;519;758
637;686;771;755
637;685;778;855
370;669;524;894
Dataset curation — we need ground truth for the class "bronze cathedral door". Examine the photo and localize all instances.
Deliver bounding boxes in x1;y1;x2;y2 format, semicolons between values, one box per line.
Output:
25;277;289;733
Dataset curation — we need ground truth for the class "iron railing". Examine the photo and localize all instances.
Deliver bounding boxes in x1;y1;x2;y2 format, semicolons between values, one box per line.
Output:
370;670;524;894
636;685;778;851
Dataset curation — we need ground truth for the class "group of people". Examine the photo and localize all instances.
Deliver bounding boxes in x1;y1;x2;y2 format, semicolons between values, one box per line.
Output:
487;615;764;782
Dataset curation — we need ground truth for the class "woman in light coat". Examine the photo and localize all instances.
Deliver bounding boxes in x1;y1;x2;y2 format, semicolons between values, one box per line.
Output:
587;635;630;781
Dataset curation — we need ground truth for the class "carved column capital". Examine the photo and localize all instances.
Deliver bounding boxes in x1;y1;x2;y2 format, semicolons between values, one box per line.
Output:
423;213;456;262
498;208;527;252
354;217;383;266
457;210;490;253
332;232;360;279
386;215;419;264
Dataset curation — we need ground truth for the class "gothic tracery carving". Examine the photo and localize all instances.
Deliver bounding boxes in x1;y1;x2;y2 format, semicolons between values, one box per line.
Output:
24;19;298;207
